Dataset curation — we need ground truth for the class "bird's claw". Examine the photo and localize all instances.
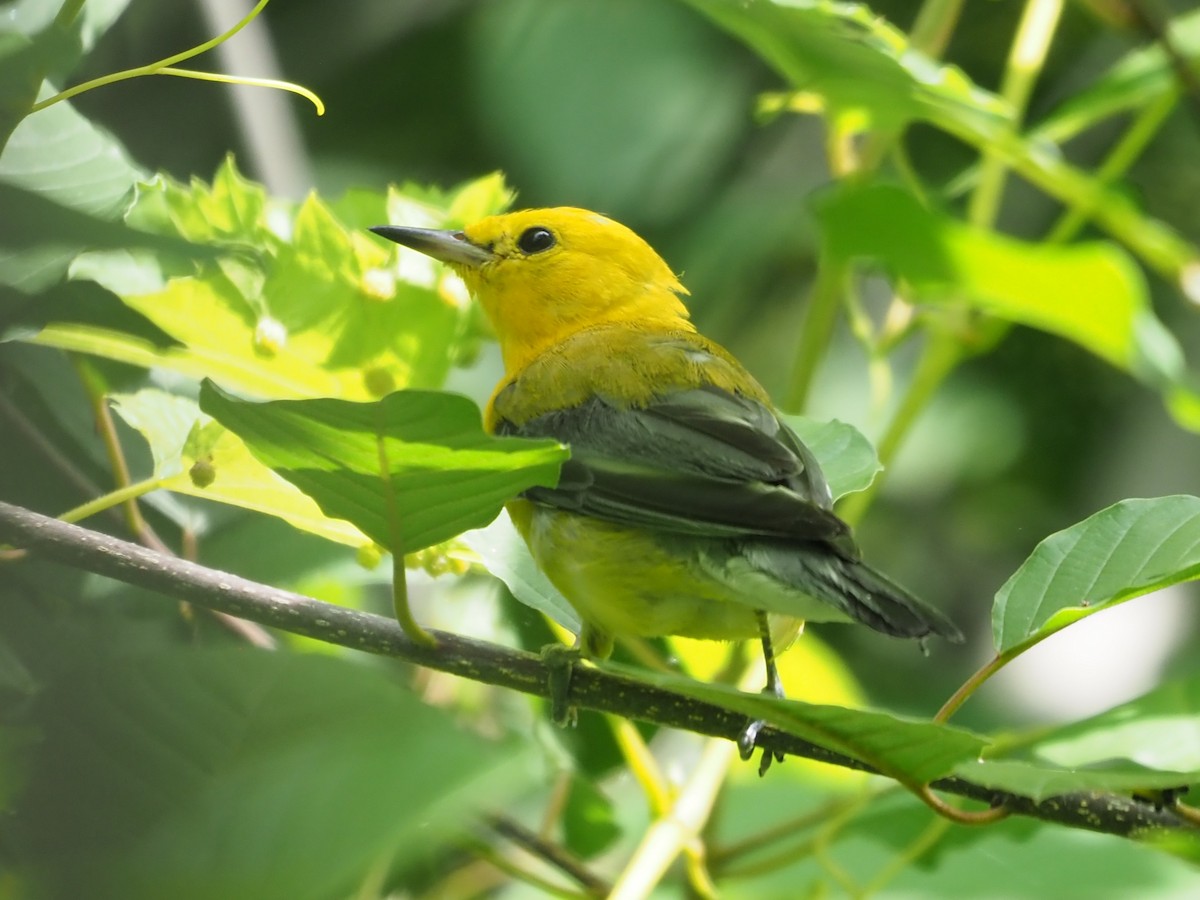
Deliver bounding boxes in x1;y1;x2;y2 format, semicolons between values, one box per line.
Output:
738;717;785;776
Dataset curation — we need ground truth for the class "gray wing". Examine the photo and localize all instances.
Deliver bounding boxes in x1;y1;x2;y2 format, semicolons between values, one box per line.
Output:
494;384;855;553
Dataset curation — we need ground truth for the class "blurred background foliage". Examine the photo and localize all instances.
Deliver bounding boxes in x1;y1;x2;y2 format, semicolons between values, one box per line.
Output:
3;0;1200;897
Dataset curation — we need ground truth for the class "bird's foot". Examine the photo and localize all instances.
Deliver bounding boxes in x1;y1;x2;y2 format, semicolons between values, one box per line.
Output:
737;714;786;776
540;643;582;727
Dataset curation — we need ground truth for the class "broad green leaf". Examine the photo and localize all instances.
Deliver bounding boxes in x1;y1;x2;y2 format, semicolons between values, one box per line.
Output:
680;0;1010;133
998;676;1200;776
199;380;568;553
168;420;371;549
109;387;371;548
461;509;581;632
25;160;510;397
992;496;1200;654
816;183;1180;384
607;663;988;788
14;648;532;900
784;415;880;500
0;83;143;291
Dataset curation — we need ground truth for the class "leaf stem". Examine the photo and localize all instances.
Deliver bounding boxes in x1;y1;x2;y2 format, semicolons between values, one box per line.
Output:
377;431;437;647
837;333;964;527
58;477;165;525
935;651;1011;723
967;0;1065;229
916;784;1011;825
1046;89;1177;244
783;251;848;414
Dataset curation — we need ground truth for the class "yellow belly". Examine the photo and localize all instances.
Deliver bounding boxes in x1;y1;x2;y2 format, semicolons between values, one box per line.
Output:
507;499;803;653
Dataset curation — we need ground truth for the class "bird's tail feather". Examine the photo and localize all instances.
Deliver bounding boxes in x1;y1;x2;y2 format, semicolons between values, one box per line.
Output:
744;542;964;643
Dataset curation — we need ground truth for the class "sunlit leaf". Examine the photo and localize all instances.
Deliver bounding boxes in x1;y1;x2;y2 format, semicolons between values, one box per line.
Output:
199;380;568;553
681;0;1010;133
816;183;1181;385
992;496;1200;654
784;415;880;500
21;160;510;398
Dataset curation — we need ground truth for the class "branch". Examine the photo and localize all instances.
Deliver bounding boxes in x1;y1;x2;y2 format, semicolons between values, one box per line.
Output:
0;500;1195;844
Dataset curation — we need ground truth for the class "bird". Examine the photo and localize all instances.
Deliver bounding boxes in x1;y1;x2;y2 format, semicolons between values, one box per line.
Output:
370;207;962;766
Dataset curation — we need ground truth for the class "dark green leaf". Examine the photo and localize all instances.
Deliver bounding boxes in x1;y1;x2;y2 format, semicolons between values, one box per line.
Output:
13;648;532;900
604;663;988;787
993;496;1200;653
199;380;568;553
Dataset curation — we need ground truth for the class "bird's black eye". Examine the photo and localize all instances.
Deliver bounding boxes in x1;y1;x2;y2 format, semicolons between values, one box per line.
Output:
517;226;556;254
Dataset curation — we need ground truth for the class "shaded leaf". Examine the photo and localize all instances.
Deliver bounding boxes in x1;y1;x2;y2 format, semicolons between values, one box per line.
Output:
13;648;532;900
461;510;581;632
993;496;1200;654
199;380;568;553
784;414;880;500
605;663;987;788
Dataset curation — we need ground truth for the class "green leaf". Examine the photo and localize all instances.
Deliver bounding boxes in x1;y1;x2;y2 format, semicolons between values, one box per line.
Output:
681;0;1009;133
563;774;621;859
998;675;1200;775
783;415;880;500
14;648;532;900
992;496;1200;654
461;509;581;632
692;0;1197;287
0;84;144;291
606;663;988;788
816;183;1180;384
954;759;1197;805
199;380;568;553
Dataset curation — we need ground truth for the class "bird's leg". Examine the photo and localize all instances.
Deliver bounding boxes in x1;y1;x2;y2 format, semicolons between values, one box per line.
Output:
737;611;787;775
541;624;611;727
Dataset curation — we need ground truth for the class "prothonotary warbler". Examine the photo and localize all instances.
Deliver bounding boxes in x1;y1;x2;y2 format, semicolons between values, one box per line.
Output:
371;208;962;765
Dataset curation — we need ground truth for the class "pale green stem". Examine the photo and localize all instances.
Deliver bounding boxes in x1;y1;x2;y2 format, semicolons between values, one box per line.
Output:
59;477;165;525
156;68;324;115
376;432;436;648
968;0;1065;228
1046;89;1178;243
29;0;321;117
910;0;968;57
784;252;848;414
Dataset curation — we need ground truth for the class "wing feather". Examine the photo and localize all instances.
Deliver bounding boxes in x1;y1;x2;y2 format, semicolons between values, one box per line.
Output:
495;386;852;549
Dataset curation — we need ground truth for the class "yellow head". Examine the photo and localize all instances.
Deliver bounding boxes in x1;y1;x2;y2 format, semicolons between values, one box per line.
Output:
372;207;691;372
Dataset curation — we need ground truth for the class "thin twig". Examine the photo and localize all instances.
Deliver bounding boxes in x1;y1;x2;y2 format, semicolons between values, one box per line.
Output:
0;500;1195;845
484;814;610;898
